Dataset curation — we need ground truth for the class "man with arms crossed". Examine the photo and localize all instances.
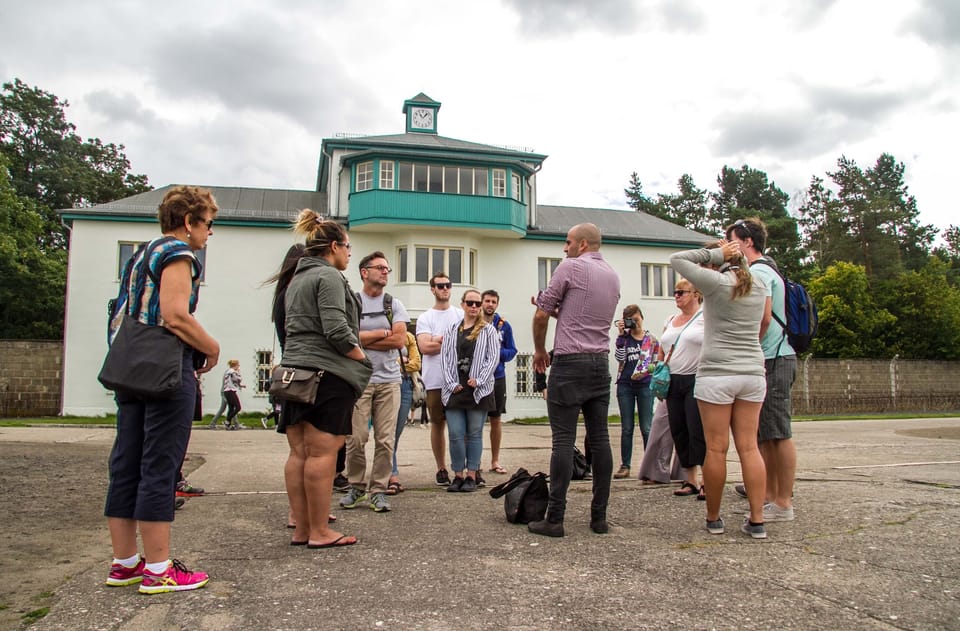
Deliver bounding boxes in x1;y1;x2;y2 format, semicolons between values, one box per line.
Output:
726;217;797;522
416;273;464;486
530;223;620;537
481;289;517;476
340;252;409;513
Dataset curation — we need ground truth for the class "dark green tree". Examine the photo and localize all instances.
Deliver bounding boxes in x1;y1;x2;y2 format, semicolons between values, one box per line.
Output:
0;78;151;250
876;258;960;359
0;157;66;338
655;174;711;233
624;171;658;215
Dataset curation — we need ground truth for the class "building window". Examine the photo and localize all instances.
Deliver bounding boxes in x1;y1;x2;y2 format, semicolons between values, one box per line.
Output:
117;241;145;279
428;165;443;192
538;257;561;291
397;246;408;282
515;354;538;398
492;169;506;197
255;349;273;395
399;162;414;190
415;246;464;284
356;161;373;192
474;168;488;195
380;161;394;190
640;264;670;297
511;173;522;202
469;250;476;286
641;264;650;296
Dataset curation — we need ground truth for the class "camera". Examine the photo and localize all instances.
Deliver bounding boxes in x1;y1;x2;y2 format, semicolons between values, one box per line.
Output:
624;319;636;329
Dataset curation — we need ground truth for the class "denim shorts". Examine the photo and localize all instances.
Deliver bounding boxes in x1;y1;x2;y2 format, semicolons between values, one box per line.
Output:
695;374;767;404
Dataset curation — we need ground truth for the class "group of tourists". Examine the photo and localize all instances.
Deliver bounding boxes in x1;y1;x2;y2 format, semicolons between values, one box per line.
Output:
100;185;797;595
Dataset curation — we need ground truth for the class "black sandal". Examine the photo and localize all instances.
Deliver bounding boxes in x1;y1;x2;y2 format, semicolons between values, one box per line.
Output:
697;485;706;501
674;482;698;496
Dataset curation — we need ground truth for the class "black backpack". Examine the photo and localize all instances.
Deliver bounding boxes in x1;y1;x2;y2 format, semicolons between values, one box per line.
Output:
356;291;393;325
751;258;818;354
488;468;549;524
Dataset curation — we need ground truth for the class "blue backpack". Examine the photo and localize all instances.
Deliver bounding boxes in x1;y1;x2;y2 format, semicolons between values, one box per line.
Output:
751;258;818;354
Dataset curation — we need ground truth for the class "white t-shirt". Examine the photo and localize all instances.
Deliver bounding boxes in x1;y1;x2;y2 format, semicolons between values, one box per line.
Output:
659;312;704;376
417;306;464;389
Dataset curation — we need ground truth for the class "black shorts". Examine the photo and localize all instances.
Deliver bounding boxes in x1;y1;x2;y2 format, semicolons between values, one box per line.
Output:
487;376;507;417
278;371;357;436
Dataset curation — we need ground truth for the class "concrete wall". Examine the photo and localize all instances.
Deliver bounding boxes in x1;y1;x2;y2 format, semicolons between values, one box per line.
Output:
0;341;62;417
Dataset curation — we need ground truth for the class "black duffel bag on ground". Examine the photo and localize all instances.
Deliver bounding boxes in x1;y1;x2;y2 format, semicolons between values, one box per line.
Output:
488;467;549;524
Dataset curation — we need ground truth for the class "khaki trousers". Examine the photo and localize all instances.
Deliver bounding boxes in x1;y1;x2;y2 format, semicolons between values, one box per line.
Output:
346;382;400;494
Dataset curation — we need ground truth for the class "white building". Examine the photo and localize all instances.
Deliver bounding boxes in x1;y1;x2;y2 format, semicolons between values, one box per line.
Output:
60;93;707;418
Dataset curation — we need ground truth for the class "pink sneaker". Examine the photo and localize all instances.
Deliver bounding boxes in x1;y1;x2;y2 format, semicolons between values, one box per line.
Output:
138;559;209;594
105;557;145;586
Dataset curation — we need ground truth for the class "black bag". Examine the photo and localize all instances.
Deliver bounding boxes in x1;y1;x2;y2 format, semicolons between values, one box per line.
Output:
268;366;324;404
571;446;589;480
488;467;549;524
97;315;184;398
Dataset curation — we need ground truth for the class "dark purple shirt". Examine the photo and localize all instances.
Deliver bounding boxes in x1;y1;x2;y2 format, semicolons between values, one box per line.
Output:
537;251;620;355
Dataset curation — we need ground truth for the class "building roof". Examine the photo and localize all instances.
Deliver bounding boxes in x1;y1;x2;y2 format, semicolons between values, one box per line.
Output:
325;133;547;162
535;205;712;246
60;185;327;225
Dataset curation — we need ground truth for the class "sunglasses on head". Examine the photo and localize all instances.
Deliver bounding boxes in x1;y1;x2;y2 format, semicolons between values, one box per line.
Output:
433;282;452;290
464;300;481;307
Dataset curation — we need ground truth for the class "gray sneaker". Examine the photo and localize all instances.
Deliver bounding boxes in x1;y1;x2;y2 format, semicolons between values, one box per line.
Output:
762;502;795;522
368;492;391;513
740;518;767;539
339;487;368;509
706;517;725;534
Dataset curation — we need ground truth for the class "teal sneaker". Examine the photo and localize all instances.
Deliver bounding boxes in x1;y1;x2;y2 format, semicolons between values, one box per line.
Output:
339;487;368;509
368;492;391;513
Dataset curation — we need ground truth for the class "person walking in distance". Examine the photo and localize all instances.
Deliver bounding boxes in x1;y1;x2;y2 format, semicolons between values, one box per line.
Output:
530;223;621;537
480;289;517;476
416;273;464;486
726;217;798;523
340;251;409;514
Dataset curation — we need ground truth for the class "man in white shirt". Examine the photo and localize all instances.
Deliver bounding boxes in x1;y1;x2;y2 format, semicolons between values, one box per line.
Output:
415;273;464;486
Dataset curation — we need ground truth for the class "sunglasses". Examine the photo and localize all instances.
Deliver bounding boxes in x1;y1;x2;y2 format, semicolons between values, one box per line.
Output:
433;282;452;290
464;300;482;307
674;290;691;296
195;217;214;230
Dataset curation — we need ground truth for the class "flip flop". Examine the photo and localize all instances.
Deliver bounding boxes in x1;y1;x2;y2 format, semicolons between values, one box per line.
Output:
306;535;358;549
674;482;699;496
386;481;404;495
290;540;307;546
697;485;706;501
489;465;508;474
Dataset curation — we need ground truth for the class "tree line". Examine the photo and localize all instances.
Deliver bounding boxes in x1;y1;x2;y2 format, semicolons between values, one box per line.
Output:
0;79;151;338
625;161;960;359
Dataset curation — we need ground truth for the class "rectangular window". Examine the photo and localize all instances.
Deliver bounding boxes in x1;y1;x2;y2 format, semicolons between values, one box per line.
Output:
492;169;506;197
414;164;428;192
474;169;488;196
515;354;538;398
469;249;476;285
428;165;443;193
538;257;561;291
398;246;408;282
667;267;676;292
459;167;473;194
511;173;522;202
652;264;665;296
416;246;464;284
356;161;373;192
399;162;414;191
444;166;458;193
379;161;394;190
255;349;273;394
641;264;650;296
117;241;144;279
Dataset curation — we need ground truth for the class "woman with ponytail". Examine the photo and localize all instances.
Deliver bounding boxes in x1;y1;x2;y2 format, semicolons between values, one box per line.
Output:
670;239;770;540
279;209;372;549
438;289;500;493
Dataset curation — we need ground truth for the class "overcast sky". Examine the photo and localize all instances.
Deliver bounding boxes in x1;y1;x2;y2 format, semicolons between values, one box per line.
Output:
2;0;957;234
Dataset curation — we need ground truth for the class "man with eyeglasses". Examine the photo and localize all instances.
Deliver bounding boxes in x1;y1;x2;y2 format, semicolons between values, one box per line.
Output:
415;273;464;486
340;251;410;513
530;223;621;537
725;217;797;523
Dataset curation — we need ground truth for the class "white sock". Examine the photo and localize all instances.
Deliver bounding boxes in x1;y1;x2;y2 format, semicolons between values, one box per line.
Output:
113;553;140;568
145;560;171;574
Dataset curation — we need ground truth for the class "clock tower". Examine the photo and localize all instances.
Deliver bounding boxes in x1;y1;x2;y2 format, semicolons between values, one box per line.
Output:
403;92;440;135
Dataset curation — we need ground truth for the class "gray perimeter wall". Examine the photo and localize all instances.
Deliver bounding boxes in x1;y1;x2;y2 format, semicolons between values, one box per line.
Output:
0;341;62;417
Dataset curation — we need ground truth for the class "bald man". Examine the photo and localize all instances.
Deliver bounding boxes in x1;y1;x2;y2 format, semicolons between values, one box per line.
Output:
530;223;621;537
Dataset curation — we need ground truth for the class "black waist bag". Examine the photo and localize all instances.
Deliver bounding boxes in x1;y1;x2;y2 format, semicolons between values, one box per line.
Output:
488;467;549;524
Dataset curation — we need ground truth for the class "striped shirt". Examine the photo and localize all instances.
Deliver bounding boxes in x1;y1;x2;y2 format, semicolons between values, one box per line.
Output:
536;251;620;356
109;237;201;344
439;320;500;406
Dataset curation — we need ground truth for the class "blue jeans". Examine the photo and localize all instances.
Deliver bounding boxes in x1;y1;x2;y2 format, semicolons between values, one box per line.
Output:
545;353;613;523
392;375;413;476
445;408;486;473
616;381;654;467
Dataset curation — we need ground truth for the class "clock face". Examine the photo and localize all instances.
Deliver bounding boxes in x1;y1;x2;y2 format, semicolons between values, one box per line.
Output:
411;107;434;129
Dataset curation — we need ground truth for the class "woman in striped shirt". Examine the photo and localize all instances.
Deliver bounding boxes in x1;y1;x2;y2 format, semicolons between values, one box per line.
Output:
440;289;500;493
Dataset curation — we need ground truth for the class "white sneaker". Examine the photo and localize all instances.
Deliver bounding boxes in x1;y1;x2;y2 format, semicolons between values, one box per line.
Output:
762;502;795;522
